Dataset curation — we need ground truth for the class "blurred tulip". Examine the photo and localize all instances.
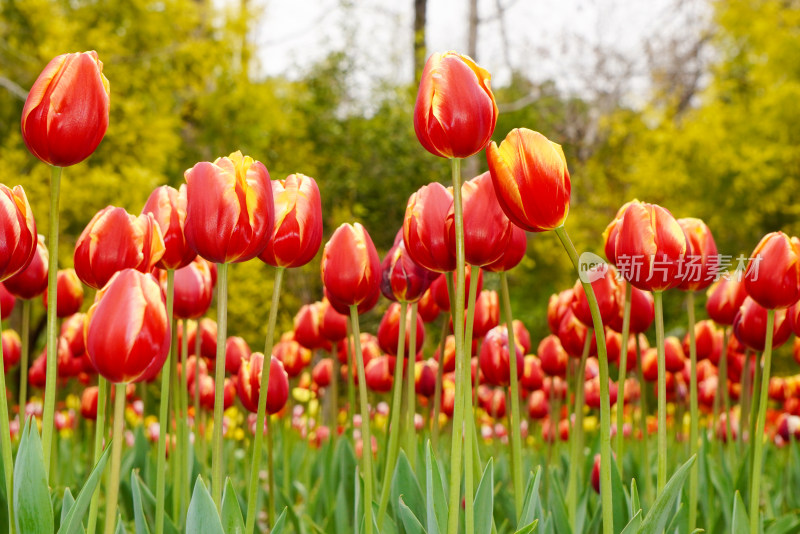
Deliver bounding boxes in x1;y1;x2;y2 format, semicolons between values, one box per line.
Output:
642;349;659;382
591;454;602;494
431;266;483;311
321;223;381;314
274;335;312;378
586;377;618;409
484;225;526;273
1;330;21;372
365;356;395;393
614;201;687;292
403;182;455;273
225;336;251;375
85;269;170;383
381;230;437;303
43;268;83;317
60;313;86;357
81;386;99;421
237;353;289;414
434;335;457;373
294;302;328;351
183;355;208;389
558;308;596;358
547;289;573;335
417;285;441;323
142;185;196;270
527;390;549;419
479;325;523;386
0;285;14;320
0;185;37;283
539;335;569;377
415;360;437;397
608;283;654;334
188;318;217;359
664;336;688;373
28;353;46;388
602;201;637;266
320;299;348;343
706;276;748;326
472;290;499;339
478;386;506;418
677;218;718;292
259;173;323;268
413;52;498;159
312;358;333;388
571;265;622;326
184;151;274;264
486;128;570;232
377;302;424;356
337;333;381;367
169;257;214;319
744;232;800;310
733;297;791;351
3;235;48;299
20;51;109;167
521;355;544;391
682;320;721;362
74;206;165;290
513;320;532;355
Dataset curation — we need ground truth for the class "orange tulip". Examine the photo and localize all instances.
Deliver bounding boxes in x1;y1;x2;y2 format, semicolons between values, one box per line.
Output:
321;223;380;313
403;182;455;273
381;230;437;303
0;185;37;282
142;185;196;270
237;353;289;414
377;302;425;356
4;235;48;299
677;217;718;292
733;297;791;351
42;268;84;318
744;231;800;310
706;277;748;326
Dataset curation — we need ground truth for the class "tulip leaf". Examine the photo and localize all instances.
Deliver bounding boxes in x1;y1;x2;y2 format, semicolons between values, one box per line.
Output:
185;477;224;534
637;455;695;534
391;450;425;525
115;518;128;534
548;474;572;534
765;513;800;534
619;510;642;534
474;458;494;534
630;479;640;519
398;497;427;534
128;470;179;534
270;508;288;534
609;456;630;533
731;491;749;534
14;418;54;534
220;478;244;534
130;471;151;534
514;519;539;534
517;467;542;530
57;443;111;534
425;441;448;534
60;488;75;525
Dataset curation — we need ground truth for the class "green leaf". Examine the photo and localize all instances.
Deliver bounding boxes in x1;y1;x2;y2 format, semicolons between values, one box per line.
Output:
270;508;288;534
115;518;128;534
425;441;447;534
731;491;749;534
130;471;151;534
398;497;427;534
517;467;542;531
630;479;640;519
474;458;494;534
765;512;800;534
637;455;695;534
514;519;539;534
185;478;224;534
58;445;112;534
14;418;54;534
128;470;179;534
60;488;75;525
549;473;572;534
609;459;630;533
220;478;244;534
620;510;642;534
391;451;425;525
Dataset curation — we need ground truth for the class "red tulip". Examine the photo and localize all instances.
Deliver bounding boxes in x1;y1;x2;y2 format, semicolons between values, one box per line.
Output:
403;182;455;273
527;390;549;419
614;201;687;292
273;335;312;378
2;330;21;372
417;286;441;323
237;353;289;414
677;218;718;292
484;225;526;273
607;282;654;334
586;377;617;409
664;336;688;373
142;185;196;270
337;333;381;367
4;235;48;299
547;289;573;335
259;173;323;268
415;360;437;397
80;386;99;421
169;257;214;319
413;52;498;159
591;454;602;494
294;302;328;351
744;232;800;310
602;201;637;266
0;285;14;320
733;297;791;351
558;308;596;358
571;265;622;326
606;331;639;372
0;185;37;283
682;320;721;362
521;355;544;391
512;319;532;354
538;335;568;377
225;336;251;375
184;151;274;264
43;268;84;318
74;206;166;290
477;386;506;418
706;277;748;326
320;299;348;343
364;356;395;393
433;265;483;311
312;358;333;388
381;230;437;303
434;335;457;373
60;313;86;357
472;290;499;339
28;353;47;388
321;223;381;314
449;171;514;266
377;302;424;356
85;269;170;383
187;318;217;360
21;51;110;167
641;349;659;382
183;355;208;389
479;325;524;386
486;128;571;232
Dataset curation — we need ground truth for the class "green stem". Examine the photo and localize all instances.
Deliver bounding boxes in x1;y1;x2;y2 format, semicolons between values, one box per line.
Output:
350;305;375;534
716;328;733;465
615;283;633;477
748;349;762;483
170;317;182;522
554;225;613;534
740;350;753;456
179;318;191;520
103;383;127;534
377;301;408;528
18;299;30;411
500;271;524;518
244;266;284;534
267;415;276;526
446;157;468;534
749;309;774;533
405;303;419;469
462;267;480;534
194;320;203;465
331;347;339;435
686;292;699;531
566;336;591;529
431;277;452;453
347;320;357;438
636;334;652;505
653;290;667;494
0;309;15;534
211;262;229;510
155;270;175;534
42;164;62;475
87;377;108;534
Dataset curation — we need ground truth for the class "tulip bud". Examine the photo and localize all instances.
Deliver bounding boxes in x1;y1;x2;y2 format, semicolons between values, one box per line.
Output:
320;299;348;343
547;289;573;335
169;257;214;319
484;225;527;273
43;268;84;318
479;325;523;387
520;355;544;391
744;231;800;310
538;335;568;377
365;356;395;393
225;336;251;375
188;318;217;360
381;230;437;303
434;335;457;373
733;297;792;351
0;185;38;283
433;265;482;311
377;302;424;356
415;360;437;397
21;51;110;167
403;183;455;273
557;308;596;358
677;218;718;292
602;201;638;266
60;313;86;357
413;52;498;159
664;336;688;373
321;223;381;314
607;282;654;334
571;265;622;326
4;235;48;299
706;276;748;326
81;386;99;421
237;353;289;415
273;335;312;378
142;185;196;270
417;286;441;323
472;290;500;339
2;330;21;372
312;358;333;388
294;302;328;351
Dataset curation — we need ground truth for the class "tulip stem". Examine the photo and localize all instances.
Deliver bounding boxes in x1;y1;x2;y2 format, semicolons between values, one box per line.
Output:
739;350;752;455
405;303;419;469
715;327;733;464
653;290;667;494
500;271;524;517
554;224;613;534
266;415;276;526
211;262;229;510
750;309;774;533
86;376;108;534
0;308;15;534
377;301;408;528
194;321;203;464
170;316;183;522
350;305;375;534
566;336;591;530
103;383;127;534
180;318;191;519
635;334;652;505
686;292;700;531
155;270;175;534
615;283;632;477
431;313;448;453
462;266;480;534
244;266;284;534
18;299;31;411
42;164;62;476
347;320;357;438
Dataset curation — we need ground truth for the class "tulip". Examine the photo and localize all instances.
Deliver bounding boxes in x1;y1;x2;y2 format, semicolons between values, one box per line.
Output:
188;318;217;359
602;201;637;266
415;360;437;397
273;336;312;378
733;297;791;352
4;235;48;299
706;277;748;326
486;128;571;232
259;173;323;268
484;225;527;273
479;325;524;387
521;355;544;391
433;265;483;311
184;151;274;264
417;286;441;323
365;356;395;393
377;302;425;356
21;51;110;167
42;268;84;318
557;308;596;358
586;377;618;410
337;333;381;367
0;285;14;321
321;223;381;313
74;206;166;290
320;299;348;343
663;336;688;373
547;289;574;335
683;320;721;362
571;266;622;326
293;302;328;351
527;390;549;419
81;386;99;421
1;330;21;373
538;335;569;377
381;230;437;303
608;283;654;334
170;257;214;320
312;359;333;388
403;182;455;273
413;52;498;159
472;290;499;339
225;336;251;375
745;232;800;310
60;313;86;357
677;218;718;292
0;185;37;282
236;353;289;415
434;335;457;373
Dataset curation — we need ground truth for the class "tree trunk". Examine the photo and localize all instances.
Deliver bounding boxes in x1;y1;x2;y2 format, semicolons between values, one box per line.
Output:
413;0;427;85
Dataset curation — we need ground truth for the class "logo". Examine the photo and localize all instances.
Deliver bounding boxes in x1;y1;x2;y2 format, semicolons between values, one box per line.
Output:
578;252;608;283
